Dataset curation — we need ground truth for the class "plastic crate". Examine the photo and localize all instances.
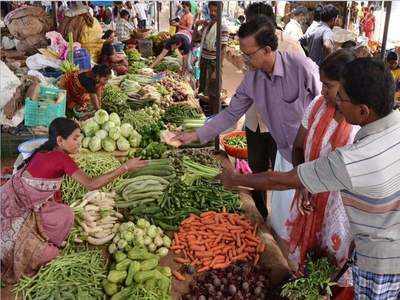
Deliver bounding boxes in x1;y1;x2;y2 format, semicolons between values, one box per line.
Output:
24;86;66;127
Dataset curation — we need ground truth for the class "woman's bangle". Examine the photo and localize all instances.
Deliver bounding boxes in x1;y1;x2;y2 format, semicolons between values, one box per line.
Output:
122;164;128;172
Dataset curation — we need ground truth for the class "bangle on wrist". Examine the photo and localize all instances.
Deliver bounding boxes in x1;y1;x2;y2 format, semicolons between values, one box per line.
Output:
123;164;128;172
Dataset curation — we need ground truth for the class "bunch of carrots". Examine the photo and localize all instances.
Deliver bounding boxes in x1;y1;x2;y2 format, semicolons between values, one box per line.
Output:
171;211;266;280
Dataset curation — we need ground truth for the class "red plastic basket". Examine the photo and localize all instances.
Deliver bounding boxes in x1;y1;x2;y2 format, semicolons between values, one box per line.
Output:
221;131;248;159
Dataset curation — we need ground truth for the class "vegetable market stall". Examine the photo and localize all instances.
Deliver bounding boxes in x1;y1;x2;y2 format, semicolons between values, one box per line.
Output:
2;42;295;300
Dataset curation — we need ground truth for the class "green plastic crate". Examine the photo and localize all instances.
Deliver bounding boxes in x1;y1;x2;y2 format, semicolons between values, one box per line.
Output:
24;86;66;127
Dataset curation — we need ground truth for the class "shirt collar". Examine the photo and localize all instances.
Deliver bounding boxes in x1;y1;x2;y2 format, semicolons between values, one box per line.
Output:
271;51;284;78
355;110;400;141
257;51;284;81
290;19;302;28
320;22;331;29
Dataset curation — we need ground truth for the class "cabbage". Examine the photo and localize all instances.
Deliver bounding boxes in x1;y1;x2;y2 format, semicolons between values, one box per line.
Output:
136;219;147;229
82;137;91;148
94;109;109;125
102;121;116;132
144;220;151;229
136;235;145;246
162;236;171;248
147;225;158;238
108;127;121;140
154;236;163;247
109;112;121;126
95;129;108;140
117;137;130;151
122;231;134;242
83;120;99;137
102;137;116;152
143;236;152;246
134;228;145;238
126;221;135;230
156;247;169;257
88;136;101;152
129;130;142;148
120;123;133;138
117;239;127;249
148;243;157;252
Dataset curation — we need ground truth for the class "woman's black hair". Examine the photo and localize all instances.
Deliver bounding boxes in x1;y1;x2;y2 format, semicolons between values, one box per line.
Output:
100;43;115;60
19;118;80;169
92;64;112;77
320;49;356;81
102;29;114;40
238;15;278;51
341;58;395;117
181;1;191;11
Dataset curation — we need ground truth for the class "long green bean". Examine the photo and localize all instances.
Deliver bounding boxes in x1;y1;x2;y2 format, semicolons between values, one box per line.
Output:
13;250;107;300
61;152;124;204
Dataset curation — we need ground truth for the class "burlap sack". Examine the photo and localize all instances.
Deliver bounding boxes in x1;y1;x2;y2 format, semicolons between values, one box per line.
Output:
16;34;48;56
5;6;53;40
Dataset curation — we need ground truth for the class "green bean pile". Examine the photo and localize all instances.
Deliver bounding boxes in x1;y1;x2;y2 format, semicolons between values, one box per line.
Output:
61;152;124;204
102;85;130;114
13;250;107;300
130;179;241;231
162;104;203;126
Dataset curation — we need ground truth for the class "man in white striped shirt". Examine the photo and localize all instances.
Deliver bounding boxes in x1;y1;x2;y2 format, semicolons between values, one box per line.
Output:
219;58;400;299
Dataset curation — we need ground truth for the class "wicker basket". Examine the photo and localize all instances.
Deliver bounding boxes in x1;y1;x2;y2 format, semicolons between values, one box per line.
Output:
133;29;151;39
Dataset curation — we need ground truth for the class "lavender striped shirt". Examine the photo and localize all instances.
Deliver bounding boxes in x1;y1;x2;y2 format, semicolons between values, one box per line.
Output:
197;51;321;162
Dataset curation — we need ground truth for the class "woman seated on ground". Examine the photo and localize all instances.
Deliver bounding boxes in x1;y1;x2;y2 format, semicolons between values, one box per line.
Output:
59;64;111;118
100;42;129;75
0;118;147;283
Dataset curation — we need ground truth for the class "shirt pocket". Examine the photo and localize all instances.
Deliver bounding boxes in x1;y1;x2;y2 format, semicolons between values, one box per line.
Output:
280;77;300;104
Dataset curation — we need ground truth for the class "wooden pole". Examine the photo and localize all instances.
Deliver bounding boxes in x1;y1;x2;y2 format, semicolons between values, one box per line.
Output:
213;1;223;151
380;1;392;59
52;1;57;30
157;1;160;32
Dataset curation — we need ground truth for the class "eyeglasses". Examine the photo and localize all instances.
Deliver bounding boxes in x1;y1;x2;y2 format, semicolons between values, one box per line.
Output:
242;46;266;61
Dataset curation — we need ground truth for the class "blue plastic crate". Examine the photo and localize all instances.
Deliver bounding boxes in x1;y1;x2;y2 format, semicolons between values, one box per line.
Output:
24;87;66;127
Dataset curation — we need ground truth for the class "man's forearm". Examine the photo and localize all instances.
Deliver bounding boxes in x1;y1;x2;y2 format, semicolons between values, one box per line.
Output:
231;169;302;191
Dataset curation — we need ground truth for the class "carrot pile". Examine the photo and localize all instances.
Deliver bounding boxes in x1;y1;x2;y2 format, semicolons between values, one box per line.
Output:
171;211;266;274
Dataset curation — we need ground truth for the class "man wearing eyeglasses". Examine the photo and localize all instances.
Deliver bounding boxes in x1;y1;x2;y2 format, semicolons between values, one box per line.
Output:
174;16;321;242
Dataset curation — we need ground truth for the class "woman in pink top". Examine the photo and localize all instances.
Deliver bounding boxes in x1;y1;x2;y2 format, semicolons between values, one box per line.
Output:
1;118;147;283
176;1;194;32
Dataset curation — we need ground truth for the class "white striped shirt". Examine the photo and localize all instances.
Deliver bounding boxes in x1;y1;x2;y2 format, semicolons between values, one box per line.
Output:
298;110;400;275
